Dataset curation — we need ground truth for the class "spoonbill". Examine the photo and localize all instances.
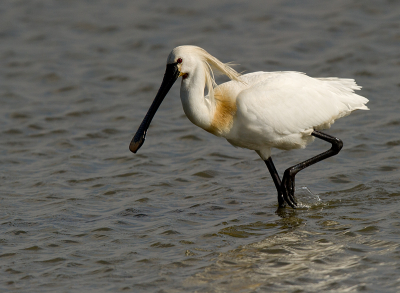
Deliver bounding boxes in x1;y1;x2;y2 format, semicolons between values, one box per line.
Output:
129;45;369;208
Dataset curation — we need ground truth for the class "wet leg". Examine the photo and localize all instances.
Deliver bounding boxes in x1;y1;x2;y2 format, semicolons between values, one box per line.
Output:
263;157;286;208
281;131;343;208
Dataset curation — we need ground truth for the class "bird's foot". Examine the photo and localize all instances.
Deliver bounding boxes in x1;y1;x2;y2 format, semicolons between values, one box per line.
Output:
281;170;297;208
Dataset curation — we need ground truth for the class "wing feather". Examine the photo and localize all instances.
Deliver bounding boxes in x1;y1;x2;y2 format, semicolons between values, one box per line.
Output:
236;72;368;136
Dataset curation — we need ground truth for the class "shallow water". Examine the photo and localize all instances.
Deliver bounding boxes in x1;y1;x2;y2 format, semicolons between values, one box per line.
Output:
1;0;400;292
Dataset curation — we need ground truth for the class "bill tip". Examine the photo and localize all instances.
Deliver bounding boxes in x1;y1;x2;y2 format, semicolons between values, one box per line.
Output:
129;137;144;153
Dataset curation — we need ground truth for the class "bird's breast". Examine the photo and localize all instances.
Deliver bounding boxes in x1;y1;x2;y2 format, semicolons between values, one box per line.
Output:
205;92;237;137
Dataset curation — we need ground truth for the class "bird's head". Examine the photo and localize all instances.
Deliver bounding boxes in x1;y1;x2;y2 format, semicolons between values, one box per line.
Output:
166;46;205;81
129;45;241;154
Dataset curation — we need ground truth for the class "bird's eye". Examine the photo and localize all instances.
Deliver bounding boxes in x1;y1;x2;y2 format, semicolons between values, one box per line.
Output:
177;58;182;64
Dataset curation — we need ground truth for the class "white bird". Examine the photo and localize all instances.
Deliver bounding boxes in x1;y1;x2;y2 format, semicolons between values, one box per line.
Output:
130;45;369;208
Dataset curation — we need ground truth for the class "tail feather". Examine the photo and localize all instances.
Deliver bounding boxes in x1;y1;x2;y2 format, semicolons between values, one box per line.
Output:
317;77;369;111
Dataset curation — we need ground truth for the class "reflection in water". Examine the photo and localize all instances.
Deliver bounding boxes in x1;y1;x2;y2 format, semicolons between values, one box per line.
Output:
186;211;400;292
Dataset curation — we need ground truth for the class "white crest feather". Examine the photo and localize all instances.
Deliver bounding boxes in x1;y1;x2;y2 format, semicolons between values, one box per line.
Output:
187;46;242;98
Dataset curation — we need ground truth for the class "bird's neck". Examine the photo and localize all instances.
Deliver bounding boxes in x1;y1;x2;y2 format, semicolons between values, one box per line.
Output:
180;66;214;131
180;65;236;137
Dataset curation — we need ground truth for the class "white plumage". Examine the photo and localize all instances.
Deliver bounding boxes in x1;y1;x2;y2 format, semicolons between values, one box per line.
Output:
131;45;369;208
172;46;368;160
224;71;368;159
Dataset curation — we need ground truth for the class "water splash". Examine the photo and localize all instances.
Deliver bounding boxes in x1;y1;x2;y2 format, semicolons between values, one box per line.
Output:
295;186;321;208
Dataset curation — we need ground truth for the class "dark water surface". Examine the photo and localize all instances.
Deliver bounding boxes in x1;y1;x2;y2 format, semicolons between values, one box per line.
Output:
1;0;400;292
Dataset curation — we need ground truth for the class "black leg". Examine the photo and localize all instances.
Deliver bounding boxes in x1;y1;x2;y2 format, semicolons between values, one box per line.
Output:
263;157;286;208
281;130;343;208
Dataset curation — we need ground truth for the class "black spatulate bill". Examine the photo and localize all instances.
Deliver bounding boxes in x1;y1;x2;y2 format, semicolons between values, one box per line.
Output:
129;62;180;153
